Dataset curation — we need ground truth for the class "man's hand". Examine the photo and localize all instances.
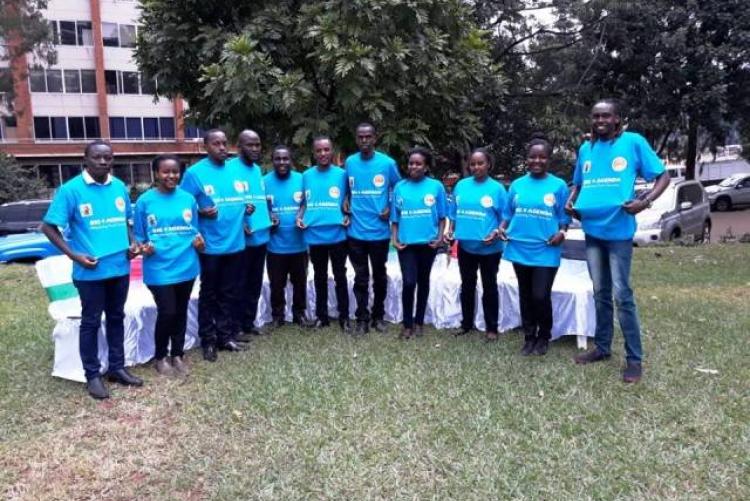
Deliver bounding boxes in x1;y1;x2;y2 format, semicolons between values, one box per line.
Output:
342;215;351;227
379;206;390;221
482;228;501;245
270;215;280;232
392;238;407;251
127;243;141;260
193;234;206;252
547;231;565;246
296;217;307;230
243;224;253;236
245;203;255;216
428;235;444;249
564;201;580;219
497;227;509;242
74;254;98;269
141;242;156;256
199;206;218;219
622;199;649;215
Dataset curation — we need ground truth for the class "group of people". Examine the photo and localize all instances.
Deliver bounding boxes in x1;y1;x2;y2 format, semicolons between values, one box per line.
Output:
40;99;669;400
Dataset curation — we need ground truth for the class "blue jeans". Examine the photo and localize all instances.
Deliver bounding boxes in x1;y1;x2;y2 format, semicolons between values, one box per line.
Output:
73;275;129;381
584;235;643;362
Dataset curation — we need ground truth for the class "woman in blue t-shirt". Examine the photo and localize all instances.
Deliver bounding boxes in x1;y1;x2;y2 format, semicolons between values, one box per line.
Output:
134;155;205;377
390;147;447;339
447;148;507;341
500;136;569;356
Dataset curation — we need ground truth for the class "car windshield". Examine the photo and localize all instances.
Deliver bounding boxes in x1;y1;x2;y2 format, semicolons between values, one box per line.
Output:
718;176;741;187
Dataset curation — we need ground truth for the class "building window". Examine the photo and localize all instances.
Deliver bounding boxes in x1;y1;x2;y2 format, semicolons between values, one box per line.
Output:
64;70;80;93
84;117;100;139
105;70;118;94
102;23;119;47
38;165;61;188
119;25;137;48
68;117;85;139
46;69;63;93
33;117;50;139
80;70;96;93
121;72;139;94
48;21;59;45
126;117;142;139
61;164;81;182
109;117;126;139
76;21;93;46
113;164;132;184
185;125;206;139
133;163;152;184
59;21;77;45
52;21;94;46
50;117;68;140
140;76;156;95
143;117;159;139
33;116;102;140
29;69;46;92
159;117;175;139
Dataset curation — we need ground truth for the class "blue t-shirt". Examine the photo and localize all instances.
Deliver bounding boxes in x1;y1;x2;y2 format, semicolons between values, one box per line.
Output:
391;177;448;245
180;157;246;255
450;176;507;255
264;171;307;254
502;173;570;267
302;165;348;245
345;151;401;240
43;173;131;281
228;157;272;247
573;131;665;240
133;188;200;286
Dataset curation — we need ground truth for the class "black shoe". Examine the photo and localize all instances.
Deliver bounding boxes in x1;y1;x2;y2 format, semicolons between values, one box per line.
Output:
234;332;253;343
293;316;313;328
314;318;330;329
371;319;387;333
202;344;218;362
271;318;286;329
574;347;611;364
106;368;144;387
86;376;109;400
453;326;472;337
520;339;535;356
218;340;249;352
414;324;424;337
623;361;643;383
533;338;549;356
354;320;369;335
339;318;352;333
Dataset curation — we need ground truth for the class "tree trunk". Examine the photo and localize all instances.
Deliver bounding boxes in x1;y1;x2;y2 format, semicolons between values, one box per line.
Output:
685;116;698;180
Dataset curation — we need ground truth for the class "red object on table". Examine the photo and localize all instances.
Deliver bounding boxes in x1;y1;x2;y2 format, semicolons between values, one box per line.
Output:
129;256;143;282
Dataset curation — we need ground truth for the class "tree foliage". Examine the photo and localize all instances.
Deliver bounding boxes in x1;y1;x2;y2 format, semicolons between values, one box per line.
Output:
0;153;46;204
136;0;503;163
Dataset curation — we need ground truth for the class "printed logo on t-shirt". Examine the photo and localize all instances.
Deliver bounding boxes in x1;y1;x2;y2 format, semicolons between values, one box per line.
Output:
147;214;157;227
583;160;592;174
480;195;493;208
612;157;628;172
543;193;556;207
293;191;303;203
329;186;341;199
115;196;126;213
234;181;245;193
79;203;93;217
204;184;215;196
182;209;192;223
372;174;385;188
423;194;436;207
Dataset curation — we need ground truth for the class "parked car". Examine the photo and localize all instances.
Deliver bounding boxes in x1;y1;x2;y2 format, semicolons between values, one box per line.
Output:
704;173;750;211
634;180;711;245
0;231;60;263
0;199;51;236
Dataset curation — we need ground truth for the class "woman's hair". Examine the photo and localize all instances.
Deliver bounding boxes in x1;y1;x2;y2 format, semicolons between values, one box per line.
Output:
151;154;181;172
527;132;553;156
407;146;434;172
470;147;494;170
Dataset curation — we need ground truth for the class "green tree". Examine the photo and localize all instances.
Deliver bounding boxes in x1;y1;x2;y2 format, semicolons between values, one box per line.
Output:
0;0;56;111
0;152;46;204
136;0;503;166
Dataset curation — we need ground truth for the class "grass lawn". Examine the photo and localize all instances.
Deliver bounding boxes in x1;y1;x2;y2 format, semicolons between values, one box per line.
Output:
0;245;748;500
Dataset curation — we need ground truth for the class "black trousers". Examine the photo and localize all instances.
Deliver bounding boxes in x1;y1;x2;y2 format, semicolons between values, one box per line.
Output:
237;244;267;332
397;244;437;328
198;252;242;346
348;238;389;322
266;251;308;321
457;247;501;332
512;263;558;341
309;241;349;321
147;278;195;359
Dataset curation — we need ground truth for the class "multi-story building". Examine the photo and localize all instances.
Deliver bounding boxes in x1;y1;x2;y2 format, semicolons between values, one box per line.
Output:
0;0;206;189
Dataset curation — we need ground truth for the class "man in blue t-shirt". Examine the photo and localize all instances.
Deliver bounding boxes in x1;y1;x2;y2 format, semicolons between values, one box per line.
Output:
566;99;669;383
228;129;273;338
264;146;310;327
180;129;248;361
41;140;143;399
297;136;352;331
345;123;401;334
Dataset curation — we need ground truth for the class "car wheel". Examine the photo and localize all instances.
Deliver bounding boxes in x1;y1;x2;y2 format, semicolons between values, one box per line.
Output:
714;197;731;212
699;221;711;243
669;228;681;241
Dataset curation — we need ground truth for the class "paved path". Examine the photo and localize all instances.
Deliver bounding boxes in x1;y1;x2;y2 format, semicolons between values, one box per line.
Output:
711;208;750;240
